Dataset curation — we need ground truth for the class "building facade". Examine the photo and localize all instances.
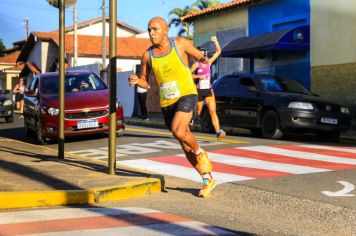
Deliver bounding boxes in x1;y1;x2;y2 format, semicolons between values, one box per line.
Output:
183;0;356;125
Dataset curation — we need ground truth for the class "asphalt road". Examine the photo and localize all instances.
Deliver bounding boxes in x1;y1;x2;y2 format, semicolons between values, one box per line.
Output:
1;114;355;235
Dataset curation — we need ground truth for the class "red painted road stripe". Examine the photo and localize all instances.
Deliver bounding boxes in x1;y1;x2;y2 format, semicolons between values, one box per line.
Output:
273;145;356;159
148;156;292;178
211;148;356;171
0;212;189;235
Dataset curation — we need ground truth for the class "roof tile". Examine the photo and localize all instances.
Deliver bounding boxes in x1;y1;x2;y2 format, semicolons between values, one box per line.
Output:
0;51;21;64
32;32;151;59
181;0;253;21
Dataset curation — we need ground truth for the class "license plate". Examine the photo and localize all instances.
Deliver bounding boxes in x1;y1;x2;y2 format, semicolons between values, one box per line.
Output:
321;117;338;125
77;120;98;129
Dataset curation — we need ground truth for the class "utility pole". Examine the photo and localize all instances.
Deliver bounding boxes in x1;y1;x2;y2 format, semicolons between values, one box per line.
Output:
46;0;77;160
25;17;29;40
108;0;117;175
58;0;65;159
73;2;78;66
101;0;107;83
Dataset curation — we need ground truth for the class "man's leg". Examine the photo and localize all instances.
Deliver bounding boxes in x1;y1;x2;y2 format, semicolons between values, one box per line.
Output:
171;111;216;197
171;111;199;151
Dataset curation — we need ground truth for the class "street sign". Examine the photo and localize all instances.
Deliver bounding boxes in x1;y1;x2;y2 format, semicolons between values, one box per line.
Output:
46;0;76;8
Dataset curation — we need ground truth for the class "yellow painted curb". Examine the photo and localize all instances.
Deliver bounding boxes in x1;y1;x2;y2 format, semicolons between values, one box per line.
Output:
0;178;162;210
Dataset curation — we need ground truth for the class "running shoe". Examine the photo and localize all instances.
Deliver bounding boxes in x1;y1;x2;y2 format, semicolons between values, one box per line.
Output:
196;150;213;174
198;178;217;198
216;129;226;140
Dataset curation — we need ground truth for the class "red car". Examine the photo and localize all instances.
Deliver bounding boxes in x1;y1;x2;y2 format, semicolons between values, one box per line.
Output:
24;70;125;144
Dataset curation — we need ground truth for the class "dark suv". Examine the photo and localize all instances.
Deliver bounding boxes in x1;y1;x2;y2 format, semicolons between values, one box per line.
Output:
201;73;351;140
0;89;14;123
24;70;125;144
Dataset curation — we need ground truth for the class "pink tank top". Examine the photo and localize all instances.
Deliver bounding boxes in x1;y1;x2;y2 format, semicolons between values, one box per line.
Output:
196;62;212;89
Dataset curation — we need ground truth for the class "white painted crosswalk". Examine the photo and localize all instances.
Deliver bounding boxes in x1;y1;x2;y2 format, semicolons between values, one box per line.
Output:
0;207;235;235
117;144;356;184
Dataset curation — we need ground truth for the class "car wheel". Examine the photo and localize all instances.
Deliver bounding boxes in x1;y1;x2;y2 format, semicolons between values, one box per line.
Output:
5;116;13;123
261;110;283;139
36;119;47;144
200;108;214;133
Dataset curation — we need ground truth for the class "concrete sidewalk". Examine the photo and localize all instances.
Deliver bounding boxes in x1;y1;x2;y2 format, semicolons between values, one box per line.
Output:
0;137;164;210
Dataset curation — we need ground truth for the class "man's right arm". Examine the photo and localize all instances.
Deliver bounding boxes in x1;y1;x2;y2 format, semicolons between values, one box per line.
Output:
129;51;151;89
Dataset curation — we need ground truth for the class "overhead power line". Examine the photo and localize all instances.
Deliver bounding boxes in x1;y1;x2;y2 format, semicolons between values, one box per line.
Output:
0;12;23;22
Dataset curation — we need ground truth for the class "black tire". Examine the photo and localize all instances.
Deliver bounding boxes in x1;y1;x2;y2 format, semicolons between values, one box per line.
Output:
261;110;283;139
200;108;214;133
36;119;47;144
5;116;13;123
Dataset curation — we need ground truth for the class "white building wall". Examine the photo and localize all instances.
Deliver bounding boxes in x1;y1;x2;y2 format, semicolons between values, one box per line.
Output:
73;56;140;72
135;32;149;38
42;41;58;72
28;42;42;71
311;0;356;66
67;22;138;37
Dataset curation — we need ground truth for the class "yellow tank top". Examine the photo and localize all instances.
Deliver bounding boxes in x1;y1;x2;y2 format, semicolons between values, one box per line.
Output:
149;38;197;107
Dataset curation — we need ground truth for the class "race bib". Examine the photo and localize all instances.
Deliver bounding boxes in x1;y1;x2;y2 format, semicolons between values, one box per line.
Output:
199;77;211;89
160;81;180;100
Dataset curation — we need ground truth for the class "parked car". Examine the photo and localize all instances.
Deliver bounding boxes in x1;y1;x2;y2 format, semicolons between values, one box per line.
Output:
24;70;125;144
0;89;14;123
201;73;351;140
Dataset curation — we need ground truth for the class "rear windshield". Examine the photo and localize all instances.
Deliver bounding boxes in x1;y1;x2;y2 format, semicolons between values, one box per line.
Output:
260;76;312;95
43;73;107;94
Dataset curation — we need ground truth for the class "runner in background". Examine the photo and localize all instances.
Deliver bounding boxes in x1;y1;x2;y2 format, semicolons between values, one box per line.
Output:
12;76;26;118
191;36;226;140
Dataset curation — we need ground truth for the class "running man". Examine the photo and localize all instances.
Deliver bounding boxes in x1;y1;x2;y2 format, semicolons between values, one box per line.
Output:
128;17;216;197
191;36;226;139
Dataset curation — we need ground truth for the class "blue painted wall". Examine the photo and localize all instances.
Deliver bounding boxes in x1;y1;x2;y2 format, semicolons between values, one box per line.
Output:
249;0;310;35
248;0;311;88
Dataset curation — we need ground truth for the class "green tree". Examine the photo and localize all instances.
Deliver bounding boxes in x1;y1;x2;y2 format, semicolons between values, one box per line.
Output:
168;0;222;39
192;0;221;10
168;5;194;39
0;39;6;56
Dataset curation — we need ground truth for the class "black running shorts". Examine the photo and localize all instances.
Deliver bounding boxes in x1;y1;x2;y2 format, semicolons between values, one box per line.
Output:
197;89;213;101
161;94;198;130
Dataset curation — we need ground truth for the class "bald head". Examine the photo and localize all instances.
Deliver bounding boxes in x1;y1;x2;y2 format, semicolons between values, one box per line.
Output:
148;16;169;46
149;17;168;31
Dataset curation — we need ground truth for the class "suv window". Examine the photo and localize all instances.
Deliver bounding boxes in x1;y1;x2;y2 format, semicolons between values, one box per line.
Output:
238;77;257;96
215;76;239;95
260;76;312;95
